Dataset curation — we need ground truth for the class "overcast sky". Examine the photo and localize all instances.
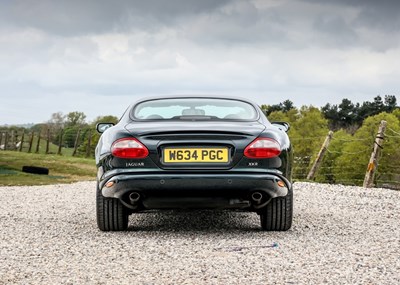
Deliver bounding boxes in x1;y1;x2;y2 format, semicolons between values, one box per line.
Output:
1;0;399;125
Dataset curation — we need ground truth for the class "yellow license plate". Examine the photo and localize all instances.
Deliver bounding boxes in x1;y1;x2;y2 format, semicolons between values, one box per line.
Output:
163;148;229;163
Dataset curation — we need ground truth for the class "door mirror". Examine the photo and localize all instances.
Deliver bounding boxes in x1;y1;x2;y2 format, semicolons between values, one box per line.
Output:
271;121;290;132
96;123;115;133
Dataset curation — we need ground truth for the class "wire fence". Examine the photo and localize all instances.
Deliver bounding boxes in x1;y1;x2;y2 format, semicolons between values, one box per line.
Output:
292;123;400;189
1;122;400;189
0;128;97;158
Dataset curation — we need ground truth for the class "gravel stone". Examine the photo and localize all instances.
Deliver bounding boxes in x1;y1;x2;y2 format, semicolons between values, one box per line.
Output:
0;181;399;284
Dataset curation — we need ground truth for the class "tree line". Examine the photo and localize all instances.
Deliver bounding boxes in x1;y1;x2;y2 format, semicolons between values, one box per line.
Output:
262;95;397;132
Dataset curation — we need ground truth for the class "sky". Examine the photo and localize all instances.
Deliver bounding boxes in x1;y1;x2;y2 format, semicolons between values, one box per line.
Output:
1;0;399;125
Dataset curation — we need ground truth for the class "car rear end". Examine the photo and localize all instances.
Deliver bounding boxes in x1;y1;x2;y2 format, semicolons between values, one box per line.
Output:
95;96;293;231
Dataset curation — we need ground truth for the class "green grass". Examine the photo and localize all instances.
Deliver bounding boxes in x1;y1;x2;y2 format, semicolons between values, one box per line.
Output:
0;151;96;186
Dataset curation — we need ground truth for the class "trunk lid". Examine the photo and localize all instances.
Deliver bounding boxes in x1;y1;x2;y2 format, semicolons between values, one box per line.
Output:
125;121;266;170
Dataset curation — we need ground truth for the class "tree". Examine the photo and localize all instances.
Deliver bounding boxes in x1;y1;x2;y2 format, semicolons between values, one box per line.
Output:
261;104;281;116
384;95;397;112
267;108;298;125
281;100;295;112
370;96;384;115
58;111;89;149
47;112;66;144
261;99;295;116
48;112;65;129
321;103;340;130
66;111;87;127
337;99;357;127
356;101;373;124
267;111;289;123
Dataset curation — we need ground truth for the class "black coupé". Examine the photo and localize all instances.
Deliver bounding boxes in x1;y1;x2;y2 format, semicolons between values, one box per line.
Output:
95;96;293;231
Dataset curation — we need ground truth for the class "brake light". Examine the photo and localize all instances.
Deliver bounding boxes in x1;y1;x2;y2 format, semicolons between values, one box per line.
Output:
244;138;281;158
111;138;149;159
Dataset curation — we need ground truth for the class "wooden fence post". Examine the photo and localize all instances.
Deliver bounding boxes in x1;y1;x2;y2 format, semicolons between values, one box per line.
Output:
4;132;9;150
72;129;81;156
57;129;64;155
86;130;92;158
35;133;41;153
10;130;15;150
363;120;387;188
45;129;50;154
19;132;25;151
307;131;333;180
28;132;34;153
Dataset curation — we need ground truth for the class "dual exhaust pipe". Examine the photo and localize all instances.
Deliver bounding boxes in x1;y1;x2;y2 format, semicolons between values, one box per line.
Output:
127;191;269;209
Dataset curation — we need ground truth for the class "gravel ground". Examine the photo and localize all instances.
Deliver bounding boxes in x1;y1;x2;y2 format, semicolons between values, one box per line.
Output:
0;181;399;285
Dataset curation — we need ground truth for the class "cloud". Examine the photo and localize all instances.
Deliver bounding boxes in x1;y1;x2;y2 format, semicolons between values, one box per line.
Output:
303;0;400;49
0;0;399;124
0;0;231;36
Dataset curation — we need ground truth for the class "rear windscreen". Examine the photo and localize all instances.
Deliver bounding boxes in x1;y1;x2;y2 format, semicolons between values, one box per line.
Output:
131;98;258;121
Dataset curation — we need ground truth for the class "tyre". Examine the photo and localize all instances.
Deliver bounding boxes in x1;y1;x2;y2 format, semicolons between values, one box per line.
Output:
96;184;129;231
260;187;293;231
22;166;49;175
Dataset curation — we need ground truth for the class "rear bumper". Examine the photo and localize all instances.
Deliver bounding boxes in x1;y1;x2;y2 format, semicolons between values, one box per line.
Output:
100;171;291;209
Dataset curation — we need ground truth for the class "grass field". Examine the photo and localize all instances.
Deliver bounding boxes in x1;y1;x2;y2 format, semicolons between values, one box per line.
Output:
0;151;96;186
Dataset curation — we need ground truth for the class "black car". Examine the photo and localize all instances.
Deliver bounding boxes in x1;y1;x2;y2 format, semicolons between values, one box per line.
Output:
95;95;293;231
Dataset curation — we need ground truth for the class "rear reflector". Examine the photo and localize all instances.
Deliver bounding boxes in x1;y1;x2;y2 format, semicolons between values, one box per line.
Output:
105;181;115;188
111;138;149;159
244;138;281;158
277;180;285;187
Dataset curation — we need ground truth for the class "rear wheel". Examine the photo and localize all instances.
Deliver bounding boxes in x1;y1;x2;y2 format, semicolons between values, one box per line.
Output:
259;187;293;231
96;184;129;231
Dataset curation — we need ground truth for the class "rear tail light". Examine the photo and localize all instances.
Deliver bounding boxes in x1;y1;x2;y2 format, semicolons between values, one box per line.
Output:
111;138;149;159
244;138;281;158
